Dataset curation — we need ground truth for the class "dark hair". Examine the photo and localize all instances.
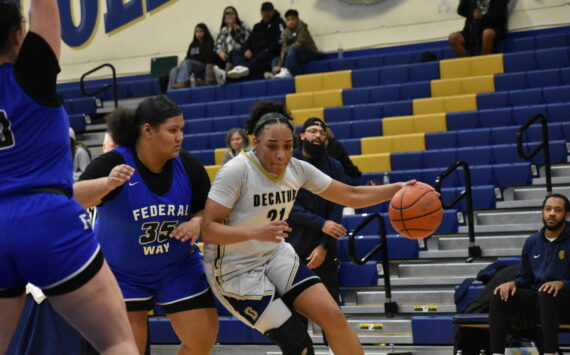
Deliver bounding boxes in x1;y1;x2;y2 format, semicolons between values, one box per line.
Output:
244;100;294;136
106;96;182;147
220;6;243;29
542;194;570;213
194;23;214;45
225;128;249;152
284;9;299;18
0;1;23;55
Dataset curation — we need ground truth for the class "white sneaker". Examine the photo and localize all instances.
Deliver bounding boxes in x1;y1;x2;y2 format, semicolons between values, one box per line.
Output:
227;65;250;79
213;65;226;86
274;67;292;78
263;71;275;79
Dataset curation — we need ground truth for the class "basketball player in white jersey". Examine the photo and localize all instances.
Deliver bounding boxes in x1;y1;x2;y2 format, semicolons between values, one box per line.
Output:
201;107;415;355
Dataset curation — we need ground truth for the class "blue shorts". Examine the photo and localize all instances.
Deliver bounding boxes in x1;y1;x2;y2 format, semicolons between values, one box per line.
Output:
0;193;102;297
111;250;214;313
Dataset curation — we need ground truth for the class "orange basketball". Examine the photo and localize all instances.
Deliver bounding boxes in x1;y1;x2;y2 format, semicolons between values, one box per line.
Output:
388;182;443;240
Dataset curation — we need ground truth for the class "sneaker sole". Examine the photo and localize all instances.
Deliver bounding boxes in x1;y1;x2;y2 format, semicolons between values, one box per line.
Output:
227;70;250;79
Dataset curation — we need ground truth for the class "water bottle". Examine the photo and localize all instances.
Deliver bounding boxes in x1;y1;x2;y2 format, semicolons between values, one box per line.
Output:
337;43;344;59
383;171;390;185
190;74;196;88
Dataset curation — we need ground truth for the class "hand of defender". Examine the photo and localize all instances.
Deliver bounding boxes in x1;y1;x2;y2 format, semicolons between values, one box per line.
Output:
106;164;134;190
494;281;516;302
252;221;292;243
322;220;346;239
171;219;201;245
539;281;564;297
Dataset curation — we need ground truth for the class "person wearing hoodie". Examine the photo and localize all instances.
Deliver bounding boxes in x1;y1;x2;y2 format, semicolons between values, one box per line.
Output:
490;194;570;355
227;2;285;80
271;9;318;78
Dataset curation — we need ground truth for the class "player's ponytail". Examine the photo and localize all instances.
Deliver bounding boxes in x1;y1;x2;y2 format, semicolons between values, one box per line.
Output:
105;95;182;147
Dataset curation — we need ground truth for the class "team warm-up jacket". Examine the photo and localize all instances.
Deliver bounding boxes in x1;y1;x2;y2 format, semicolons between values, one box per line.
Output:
515;222;570;290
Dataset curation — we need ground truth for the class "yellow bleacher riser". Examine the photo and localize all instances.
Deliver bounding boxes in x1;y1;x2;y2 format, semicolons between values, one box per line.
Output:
291;107;324;126
439;54;504;79
205;165;221;182
382;113;447;135
431;75;495;97
294;70;352;93
349;153;391;173
361;133;425;155
286;90;343;111
413;94;477;115
214;148;228;166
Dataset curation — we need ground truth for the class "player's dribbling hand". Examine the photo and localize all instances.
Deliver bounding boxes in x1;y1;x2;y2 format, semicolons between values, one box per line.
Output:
252;221;292;243
106;164;134;190
494;281;516;302
171;218;201;245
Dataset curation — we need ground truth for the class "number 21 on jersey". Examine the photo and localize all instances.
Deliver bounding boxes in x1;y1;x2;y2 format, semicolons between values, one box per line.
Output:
0;110;15;150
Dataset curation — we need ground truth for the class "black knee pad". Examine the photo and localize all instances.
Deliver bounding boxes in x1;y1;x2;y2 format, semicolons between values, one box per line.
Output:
264;315;315;355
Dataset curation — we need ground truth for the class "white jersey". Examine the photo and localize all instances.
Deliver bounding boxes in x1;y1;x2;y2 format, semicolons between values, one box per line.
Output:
204;150;332;280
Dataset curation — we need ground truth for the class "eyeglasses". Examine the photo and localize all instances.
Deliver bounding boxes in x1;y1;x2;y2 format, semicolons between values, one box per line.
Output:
305;128;326;135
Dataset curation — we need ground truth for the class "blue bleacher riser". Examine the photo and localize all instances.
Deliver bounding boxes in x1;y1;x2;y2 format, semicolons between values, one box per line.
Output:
440;185;496;212
189;149;214;165
339;261;378;286
63;97;97;116
455;285;484;313
497;256;521;266
337;234;420;261
412;316;455;344
68;114;87;133
168;78;295;105
341;210;458;236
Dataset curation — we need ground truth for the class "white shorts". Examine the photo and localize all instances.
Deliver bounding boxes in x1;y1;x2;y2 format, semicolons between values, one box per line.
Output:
205;242;320;328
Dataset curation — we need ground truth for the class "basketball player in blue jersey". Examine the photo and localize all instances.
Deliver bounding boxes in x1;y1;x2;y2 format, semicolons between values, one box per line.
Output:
0;1;137;354
201;104;415;355
73;96;218;355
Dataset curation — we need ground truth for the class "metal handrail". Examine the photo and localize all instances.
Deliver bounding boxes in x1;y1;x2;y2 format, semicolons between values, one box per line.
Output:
435;161;481;263
80;63;118;109
516;113;552;194
348;213;398;317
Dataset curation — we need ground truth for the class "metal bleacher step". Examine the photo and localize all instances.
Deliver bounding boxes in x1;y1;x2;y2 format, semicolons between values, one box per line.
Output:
533;164;570;185
377;261;491;286
311;317;414;344
457;208;542;233
97;97;146;115
498;185;570;208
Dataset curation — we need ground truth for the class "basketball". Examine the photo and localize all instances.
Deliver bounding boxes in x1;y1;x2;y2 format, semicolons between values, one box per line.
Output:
388;182;443;240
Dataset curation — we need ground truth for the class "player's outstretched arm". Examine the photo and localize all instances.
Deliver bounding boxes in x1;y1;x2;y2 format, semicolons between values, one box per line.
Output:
319;179;415;209
201;198;291;245
29;0;61;60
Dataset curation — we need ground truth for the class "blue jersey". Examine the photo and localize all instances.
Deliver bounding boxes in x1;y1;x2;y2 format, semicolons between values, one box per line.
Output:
0;63;73;196
95;146;195;273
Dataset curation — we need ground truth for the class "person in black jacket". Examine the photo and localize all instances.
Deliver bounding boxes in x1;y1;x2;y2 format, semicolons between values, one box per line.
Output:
287;118;346;306
449;0;509;57
169;23;214;89
227;2;284;80
490;194;570;355
325;129;362;186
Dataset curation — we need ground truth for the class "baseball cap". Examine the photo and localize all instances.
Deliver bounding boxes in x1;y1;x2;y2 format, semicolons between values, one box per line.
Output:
302;117;327;131
261;2;274;11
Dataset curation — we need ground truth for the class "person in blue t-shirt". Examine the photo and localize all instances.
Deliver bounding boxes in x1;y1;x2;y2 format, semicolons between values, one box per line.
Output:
0;1;137;354
74;96;218;355
490;194;570;355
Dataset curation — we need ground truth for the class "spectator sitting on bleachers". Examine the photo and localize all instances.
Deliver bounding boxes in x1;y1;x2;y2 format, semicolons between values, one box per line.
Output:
207;6;250;86
226;2;284;81
448;0;509;57
169;23;214;89
325;128;362;186
221;128;249;165
490;194;570;355
270;9;318;79
69;128;91;181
